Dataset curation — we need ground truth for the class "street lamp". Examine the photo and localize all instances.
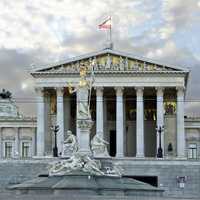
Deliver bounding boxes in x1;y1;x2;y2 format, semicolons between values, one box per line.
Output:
156;125;164;158
51;125;59;157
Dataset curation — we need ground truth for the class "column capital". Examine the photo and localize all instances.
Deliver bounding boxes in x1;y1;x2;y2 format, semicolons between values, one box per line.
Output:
35;87;44;96
135;87;144;96
135;86;144;91
115;87;124;96
176;86;185;94
95;87;104;96
156;87;164;96
155;86;164;91
56;87;64;96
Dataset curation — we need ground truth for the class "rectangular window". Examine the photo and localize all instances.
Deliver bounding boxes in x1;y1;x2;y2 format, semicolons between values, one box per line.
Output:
5;142;12;158
188;144;197;159
22;142;30;158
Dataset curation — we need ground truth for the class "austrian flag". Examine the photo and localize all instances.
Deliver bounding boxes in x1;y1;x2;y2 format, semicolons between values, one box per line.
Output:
98;17;111;29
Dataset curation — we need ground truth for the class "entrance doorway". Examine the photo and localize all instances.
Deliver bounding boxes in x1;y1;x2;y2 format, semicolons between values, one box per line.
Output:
125;176;158;187
109;130;116;157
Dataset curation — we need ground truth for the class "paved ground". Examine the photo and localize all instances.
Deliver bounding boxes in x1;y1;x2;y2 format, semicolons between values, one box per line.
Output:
0;192;199;200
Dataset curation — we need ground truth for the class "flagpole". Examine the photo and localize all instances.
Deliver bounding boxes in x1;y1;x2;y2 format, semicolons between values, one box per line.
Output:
99;16;112;49
110;16;112;45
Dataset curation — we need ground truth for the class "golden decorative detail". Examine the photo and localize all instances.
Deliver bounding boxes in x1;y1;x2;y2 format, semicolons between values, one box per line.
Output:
80;64;87;77
68;82;74;94
98;56;106;65
67;63;90;93
164;101;176;114
112;56;119;65
50;94;56;114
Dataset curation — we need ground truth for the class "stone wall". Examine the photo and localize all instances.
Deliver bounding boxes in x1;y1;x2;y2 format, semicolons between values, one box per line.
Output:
109;159;200;199
0;159;199;199
0;159;49;189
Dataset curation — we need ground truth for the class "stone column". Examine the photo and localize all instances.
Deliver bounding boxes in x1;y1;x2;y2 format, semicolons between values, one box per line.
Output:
35;87;45;157
56;87;64;156
176;87;185;158
136;87;144;157
156;87;164;155
64;92;71;138
103;97;108;141
115;87;124;157
0;127;2;159
14;127;20;158
76;93;80;143
32;127;36;157
96;87;104;136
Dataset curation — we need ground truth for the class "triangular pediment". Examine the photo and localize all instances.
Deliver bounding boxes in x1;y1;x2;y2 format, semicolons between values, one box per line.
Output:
31;49;188;74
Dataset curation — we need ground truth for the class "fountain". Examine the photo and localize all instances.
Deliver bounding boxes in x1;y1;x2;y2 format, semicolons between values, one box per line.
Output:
8;63;164;199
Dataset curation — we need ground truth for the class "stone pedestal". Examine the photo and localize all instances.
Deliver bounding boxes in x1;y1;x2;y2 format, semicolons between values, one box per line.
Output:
77;119;93;156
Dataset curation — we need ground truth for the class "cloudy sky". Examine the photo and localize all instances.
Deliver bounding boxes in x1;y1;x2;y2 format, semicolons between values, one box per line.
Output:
0;0;200;116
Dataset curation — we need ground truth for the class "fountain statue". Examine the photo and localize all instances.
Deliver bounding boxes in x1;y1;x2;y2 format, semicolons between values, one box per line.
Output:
62;130;78;157
91;134;109;157
68;63;94;155
49;63;112;176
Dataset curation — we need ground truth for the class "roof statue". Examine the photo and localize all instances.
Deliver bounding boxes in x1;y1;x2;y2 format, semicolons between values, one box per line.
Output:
0;89;19;118
0;89;12;99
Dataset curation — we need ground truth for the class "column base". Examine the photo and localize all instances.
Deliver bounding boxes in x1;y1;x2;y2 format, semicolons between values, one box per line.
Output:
33;155;54;159
176;156;187;160
136;154;145;159
116;153;124;158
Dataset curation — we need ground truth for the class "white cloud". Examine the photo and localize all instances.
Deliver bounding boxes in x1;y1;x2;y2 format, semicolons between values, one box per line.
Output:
159;24;175;39
0;0;156;56
146;41;176;59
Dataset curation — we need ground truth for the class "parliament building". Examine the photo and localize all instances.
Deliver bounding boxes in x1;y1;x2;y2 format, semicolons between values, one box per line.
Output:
0;48;200;198
31;48;192;159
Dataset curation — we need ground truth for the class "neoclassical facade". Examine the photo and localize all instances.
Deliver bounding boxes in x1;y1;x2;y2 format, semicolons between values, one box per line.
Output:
30;49;191;159
0;97;36;159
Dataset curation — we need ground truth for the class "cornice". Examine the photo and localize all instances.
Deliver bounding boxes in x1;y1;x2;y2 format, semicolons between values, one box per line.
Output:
0;116;36;122
31;70;188;78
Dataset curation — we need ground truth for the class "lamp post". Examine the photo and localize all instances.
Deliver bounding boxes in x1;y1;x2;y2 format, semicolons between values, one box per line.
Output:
51;125;59;157
156;125;164;158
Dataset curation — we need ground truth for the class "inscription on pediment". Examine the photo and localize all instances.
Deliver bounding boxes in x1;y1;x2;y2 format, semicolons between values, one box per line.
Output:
44;54;175;73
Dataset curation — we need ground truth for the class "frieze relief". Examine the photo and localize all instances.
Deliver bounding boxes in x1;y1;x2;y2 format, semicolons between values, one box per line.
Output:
42;54;173;74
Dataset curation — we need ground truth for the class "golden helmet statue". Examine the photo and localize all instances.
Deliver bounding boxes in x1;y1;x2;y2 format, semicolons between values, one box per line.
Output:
80;63;87;77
